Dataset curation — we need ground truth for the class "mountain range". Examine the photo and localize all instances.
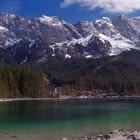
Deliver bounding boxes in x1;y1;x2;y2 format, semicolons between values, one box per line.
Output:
0;13;139;64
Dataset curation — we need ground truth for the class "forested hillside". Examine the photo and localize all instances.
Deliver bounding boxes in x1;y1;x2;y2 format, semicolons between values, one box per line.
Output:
36;50;140;95
0;49;139;98
0;66;47;98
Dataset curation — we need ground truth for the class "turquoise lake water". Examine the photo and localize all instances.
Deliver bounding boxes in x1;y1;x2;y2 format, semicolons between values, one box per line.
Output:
0;99;140;138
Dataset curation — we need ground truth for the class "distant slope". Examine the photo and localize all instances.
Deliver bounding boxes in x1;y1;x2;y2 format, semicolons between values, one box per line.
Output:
0;48;16;65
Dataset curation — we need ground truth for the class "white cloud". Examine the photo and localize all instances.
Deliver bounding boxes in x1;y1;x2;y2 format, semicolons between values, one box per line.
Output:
61;0;140;14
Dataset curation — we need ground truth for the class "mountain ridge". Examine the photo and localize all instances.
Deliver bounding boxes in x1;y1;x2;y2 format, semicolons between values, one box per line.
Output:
0;13;139;64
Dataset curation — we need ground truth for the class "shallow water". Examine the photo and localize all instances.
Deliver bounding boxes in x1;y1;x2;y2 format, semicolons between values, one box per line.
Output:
0;99;140;139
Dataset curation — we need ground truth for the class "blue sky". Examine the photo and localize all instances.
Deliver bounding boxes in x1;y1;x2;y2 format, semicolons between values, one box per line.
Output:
0;0;140;23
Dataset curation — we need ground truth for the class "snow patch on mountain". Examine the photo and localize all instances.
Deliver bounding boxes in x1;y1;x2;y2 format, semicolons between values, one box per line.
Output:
0;26;9;32
85;55;93;58
50;34;94;48
21;56;28;65
4;38;22;48
99;33;136;55
65;54;71;59
69;34;94;46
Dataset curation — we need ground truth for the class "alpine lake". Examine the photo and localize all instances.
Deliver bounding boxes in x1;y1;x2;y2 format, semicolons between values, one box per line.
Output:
0;98;140;139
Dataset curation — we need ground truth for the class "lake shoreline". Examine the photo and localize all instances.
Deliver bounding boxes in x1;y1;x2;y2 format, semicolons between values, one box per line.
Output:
1;96;140;102
0;130;140;140
0;97;69;102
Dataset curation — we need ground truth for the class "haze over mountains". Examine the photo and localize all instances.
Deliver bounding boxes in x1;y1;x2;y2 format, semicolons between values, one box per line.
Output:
0;13;139;64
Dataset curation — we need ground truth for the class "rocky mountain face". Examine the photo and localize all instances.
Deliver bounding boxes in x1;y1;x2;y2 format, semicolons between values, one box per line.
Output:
113;15;140;47
0;13;139;64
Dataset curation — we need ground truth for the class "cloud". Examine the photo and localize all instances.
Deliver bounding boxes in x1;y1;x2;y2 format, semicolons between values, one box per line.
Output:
61;0;140;14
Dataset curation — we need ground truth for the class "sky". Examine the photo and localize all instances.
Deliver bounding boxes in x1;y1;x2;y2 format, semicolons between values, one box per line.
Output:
0;0;140;23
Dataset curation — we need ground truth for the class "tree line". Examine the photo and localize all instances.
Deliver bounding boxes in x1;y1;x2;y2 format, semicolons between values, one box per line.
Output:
0;66;45;98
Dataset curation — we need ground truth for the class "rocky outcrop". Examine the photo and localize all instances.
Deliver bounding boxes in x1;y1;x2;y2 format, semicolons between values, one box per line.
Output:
81;130;140;140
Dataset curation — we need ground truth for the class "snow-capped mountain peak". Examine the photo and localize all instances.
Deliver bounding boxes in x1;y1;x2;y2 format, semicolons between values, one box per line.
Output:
38;15;63;27
74;21;98;37
0;13;139;63
95;17;113;27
